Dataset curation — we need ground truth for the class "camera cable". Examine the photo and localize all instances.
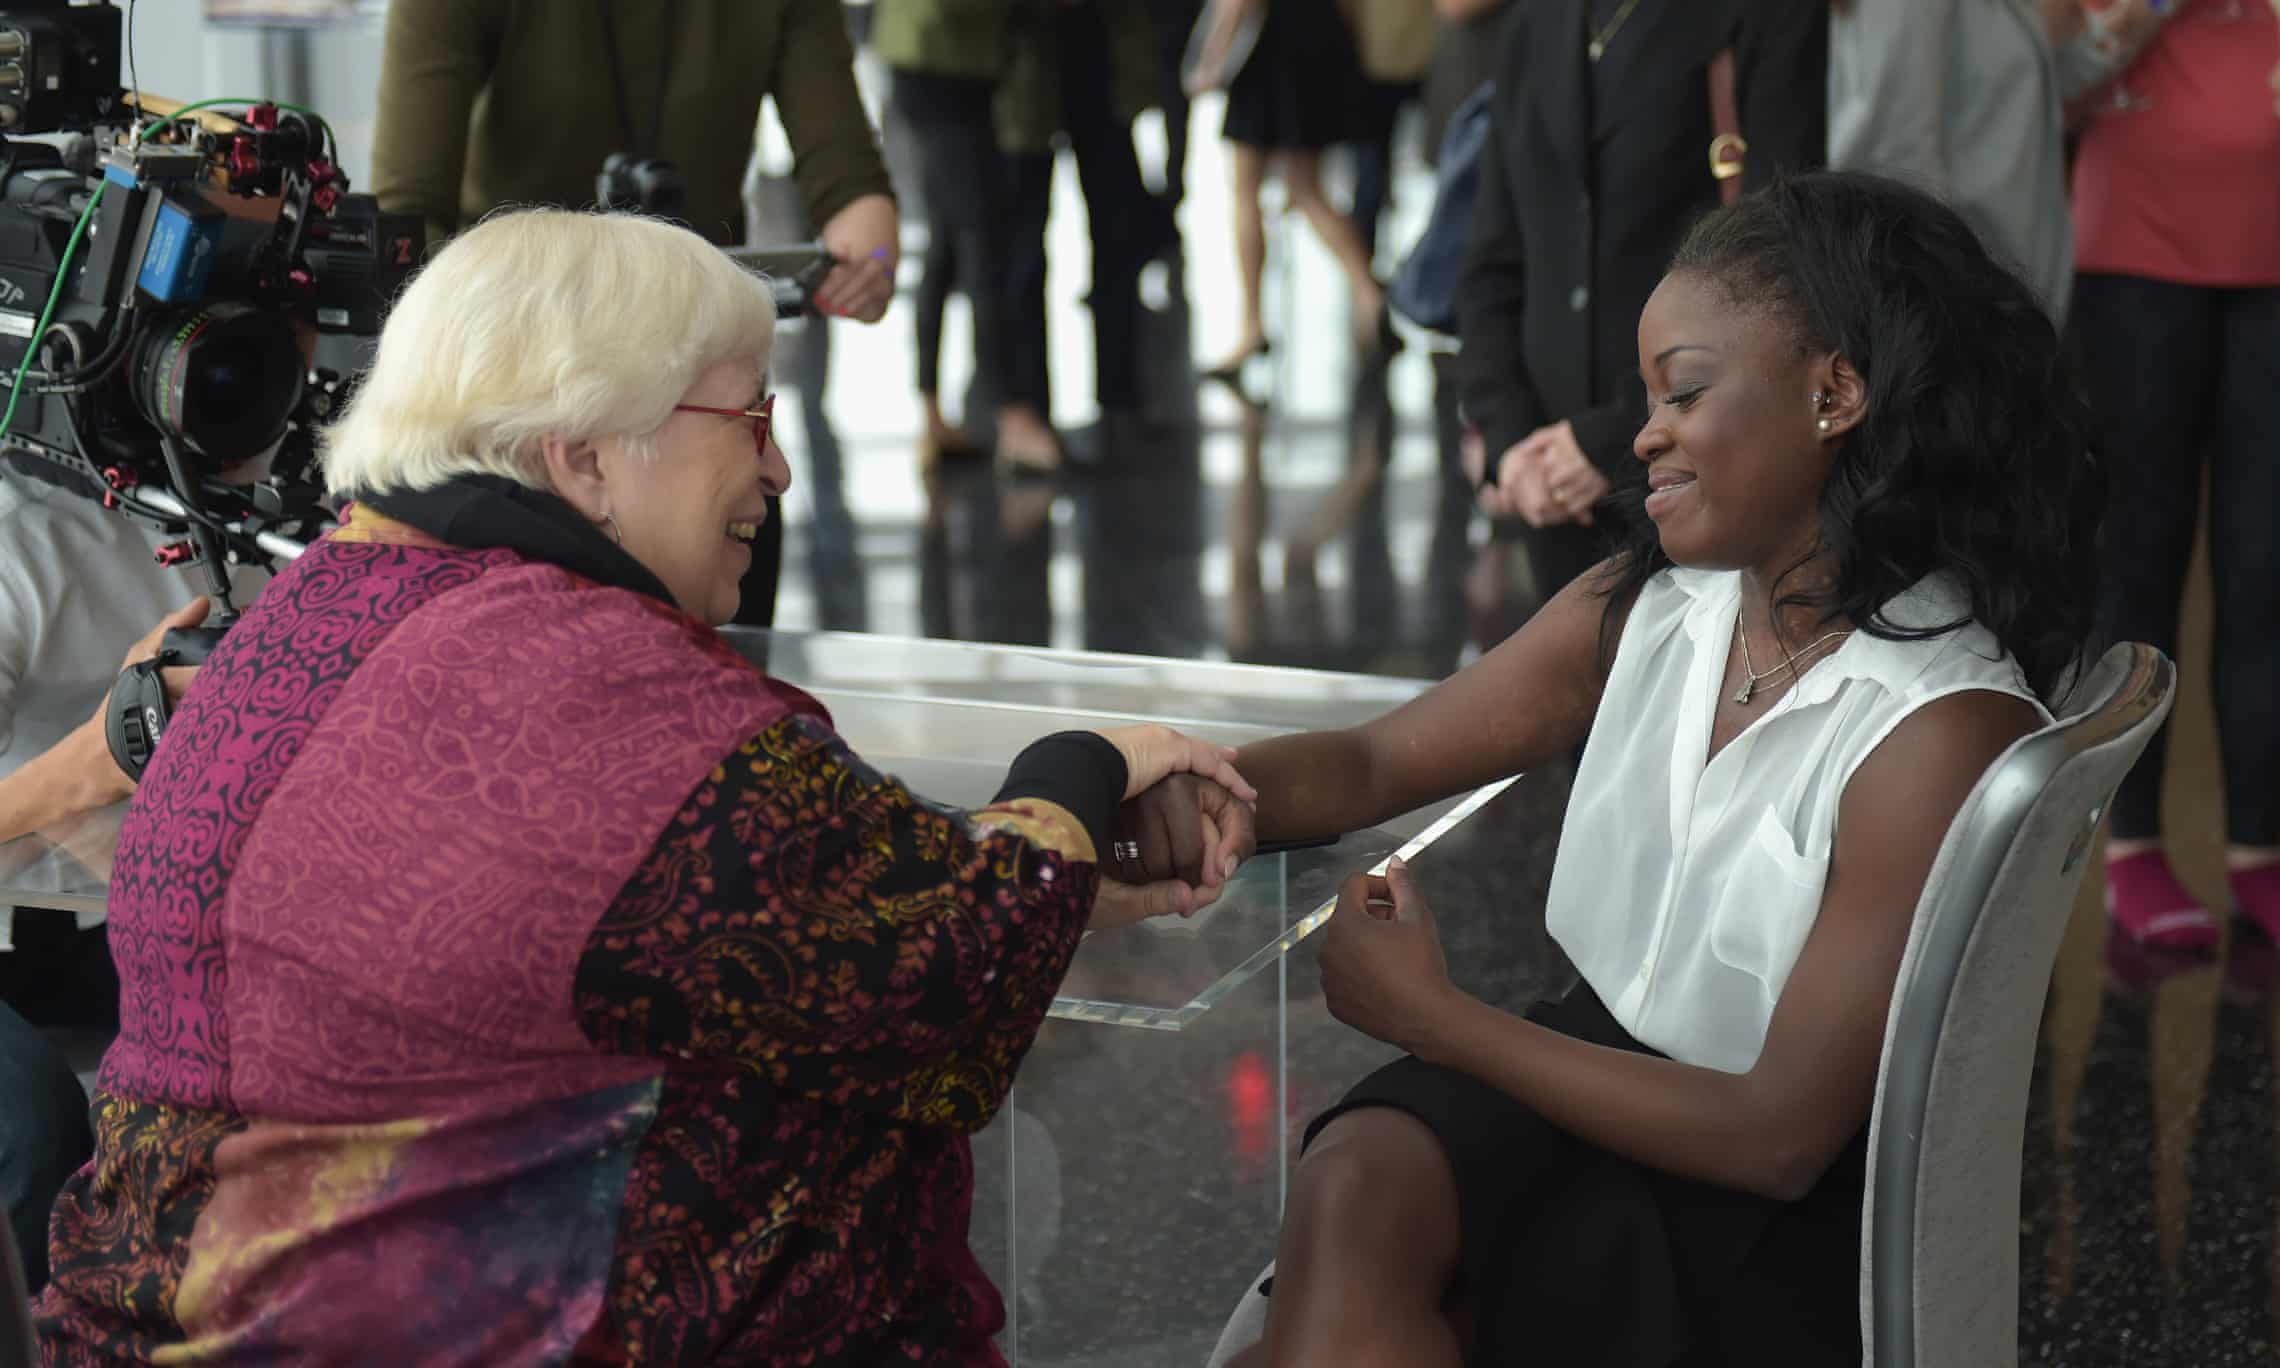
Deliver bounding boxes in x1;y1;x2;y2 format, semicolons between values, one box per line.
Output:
0;177;105;440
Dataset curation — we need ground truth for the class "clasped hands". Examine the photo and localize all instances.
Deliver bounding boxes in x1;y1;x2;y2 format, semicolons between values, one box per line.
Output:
1089;725;1262;930
1089;728;1464;1054
1465;420;1611;529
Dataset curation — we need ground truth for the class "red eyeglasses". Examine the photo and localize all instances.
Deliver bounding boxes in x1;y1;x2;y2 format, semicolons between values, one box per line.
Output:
673;394;777;456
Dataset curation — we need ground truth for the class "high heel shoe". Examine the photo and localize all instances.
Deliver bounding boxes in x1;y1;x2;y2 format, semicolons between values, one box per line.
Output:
1201;338;1272;387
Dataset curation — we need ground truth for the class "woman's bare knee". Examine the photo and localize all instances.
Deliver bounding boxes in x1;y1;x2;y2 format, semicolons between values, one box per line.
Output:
1298;1110;1458;1200
1282;1108;1462;1280
1256;1111;1468;1368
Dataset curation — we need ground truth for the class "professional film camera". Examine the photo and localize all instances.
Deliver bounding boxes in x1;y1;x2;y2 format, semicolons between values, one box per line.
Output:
0;0;419;772
0;2;835;777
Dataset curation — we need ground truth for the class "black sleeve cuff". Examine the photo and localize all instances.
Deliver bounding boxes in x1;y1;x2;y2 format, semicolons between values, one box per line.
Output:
992;731;1129;861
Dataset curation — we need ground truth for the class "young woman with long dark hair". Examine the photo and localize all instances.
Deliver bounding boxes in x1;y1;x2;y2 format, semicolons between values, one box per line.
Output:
1140;171;2106;1365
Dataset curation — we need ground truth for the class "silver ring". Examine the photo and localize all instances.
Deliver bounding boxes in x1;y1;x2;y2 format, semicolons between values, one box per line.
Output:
1112;840;1141;866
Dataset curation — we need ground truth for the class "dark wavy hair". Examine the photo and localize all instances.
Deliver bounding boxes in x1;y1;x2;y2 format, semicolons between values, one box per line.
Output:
1596;171;2104;703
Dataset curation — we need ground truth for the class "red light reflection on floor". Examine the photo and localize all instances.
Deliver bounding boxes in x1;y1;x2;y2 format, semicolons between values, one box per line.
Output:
1230;1051;1272;1161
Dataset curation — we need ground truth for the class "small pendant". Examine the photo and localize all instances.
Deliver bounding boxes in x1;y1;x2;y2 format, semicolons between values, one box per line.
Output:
1587;37;1605;61
1732;678;1754;706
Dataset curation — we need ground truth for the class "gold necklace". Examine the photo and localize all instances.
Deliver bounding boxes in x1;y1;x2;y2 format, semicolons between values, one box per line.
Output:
1587;0;1647;62
1733;619;1851;706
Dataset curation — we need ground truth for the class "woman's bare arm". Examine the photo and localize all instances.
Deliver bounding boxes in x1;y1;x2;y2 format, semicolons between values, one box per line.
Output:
0;718;130;846
1237;565;1624;844
1404;688;2040;1199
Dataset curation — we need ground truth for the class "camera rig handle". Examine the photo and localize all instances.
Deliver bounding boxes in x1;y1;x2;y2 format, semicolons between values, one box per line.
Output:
102;437;244;780
103;624;213;784
156;433;239;619
721;242;834;320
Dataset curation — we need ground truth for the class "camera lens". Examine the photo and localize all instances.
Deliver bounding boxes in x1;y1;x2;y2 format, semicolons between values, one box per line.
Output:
132;301;303;463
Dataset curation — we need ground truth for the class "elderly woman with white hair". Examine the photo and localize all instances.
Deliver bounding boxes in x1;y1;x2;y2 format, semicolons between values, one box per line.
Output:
35;209;1253;1366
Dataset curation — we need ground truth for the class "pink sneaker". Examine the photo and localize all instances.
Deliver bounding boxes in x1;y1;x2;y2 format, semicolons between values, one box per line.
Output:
2104;849;2221;951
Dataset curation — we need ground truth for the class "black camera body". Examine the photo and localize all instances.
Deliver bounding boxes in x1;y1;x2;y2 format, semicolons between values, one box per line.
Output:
0;3;420;776
0;133;315;492
595;152;687;222
0;8;419;595
0;122;420;506
0;1;125;133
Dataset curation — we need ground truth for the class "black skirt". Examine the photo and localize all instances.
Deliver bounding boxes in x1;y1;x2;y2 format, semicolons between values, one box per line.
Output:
1220;0;1375;151
1299;983;1868;1368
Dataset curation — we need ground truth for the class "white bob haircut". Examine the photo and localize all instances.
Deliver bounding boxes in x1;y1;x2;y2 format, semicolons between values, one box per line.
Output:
323;208;776;499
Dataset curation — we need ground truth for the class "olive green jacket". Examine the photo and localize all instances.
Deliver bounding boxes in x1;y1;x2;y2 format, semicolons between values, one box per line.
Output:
994;0;1156;154
869;0;1016;79
371;0;893;249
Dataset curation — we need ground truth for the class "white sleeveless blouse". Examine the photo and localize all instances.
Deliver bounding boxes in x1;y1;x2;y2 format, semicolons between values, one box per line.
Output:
1543;569;2047;1075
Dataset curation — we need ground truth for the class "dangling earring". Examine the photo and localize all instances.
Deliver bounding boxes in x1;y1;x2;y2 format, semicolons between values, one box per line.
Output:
602;511;623;544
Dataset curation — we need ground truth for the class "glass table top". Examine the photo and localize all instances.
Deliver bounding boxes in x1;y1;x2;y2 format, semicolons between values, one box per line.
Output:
0;630;1514;1029
718;628;1432;732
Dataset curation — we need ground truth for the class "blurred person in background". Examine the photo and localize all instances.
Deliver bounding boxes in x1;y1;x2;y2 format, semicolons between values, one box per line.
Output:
370;0;899;630
1418;0;1511;161
1460;0;1826;608
875;0;1065;470
744;100;874;631
2048;0;2280;951
1411;0;1514;652
1346;0;1439;264
905;221;987;470
1194;0;1394;384
1151;0;1207;229
1825;0;2072;325
998;0;1167;456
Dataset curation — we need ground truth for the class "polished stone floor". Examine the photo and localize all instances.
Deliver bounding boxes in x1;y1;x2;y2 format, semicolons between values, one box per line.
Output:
756;111;2279;1366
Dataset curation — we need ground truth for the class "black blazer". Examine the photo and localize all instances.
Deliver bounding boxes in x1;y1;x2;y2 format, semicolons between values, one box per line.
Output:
1457;0;1827;483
